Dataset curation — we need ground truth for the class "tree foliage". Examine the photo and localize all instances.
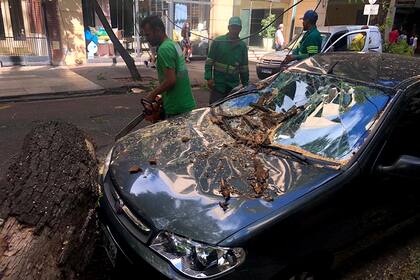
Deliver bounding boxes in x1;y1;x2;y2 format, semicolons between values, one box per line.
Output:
383;41;414;56
260;14;276;39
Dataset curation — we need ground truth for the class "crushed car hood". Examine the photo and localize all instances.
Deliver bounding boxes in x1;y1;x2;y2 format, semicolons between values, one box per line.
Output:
109;108;340;244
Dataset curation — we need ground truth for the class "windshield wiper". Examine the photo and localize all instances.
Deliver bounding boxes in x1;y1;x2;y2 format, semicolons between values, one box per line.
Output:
327;61;340;74
263;145;309;165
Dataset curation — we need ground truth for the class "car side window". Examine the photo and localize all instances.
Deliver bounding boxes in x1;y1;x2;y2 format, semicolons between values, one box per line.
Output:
377;89;420;166
326;31;368;52
323;31;346;52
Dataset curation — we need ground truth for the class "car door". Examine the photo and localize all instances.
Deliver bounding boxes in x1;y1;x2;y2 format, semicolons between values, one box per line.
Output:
368;83;420;228
368;30;382;52
323;29;371;53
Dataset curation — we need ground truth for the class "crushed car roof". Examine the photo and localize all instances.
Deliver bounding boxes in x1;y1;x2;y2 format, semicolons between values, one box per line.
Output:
290;52;420;90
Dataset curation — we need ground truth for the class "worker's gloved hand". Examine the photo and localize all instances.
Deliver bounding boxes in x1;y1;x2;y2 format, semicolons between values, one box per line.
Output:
283;55;295;65
207;80;214;90
142;98;162;123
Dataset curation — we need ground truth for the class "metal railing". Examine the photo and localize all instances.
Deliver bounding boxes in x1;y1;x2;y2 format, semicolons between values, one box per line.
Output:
0;36;49;56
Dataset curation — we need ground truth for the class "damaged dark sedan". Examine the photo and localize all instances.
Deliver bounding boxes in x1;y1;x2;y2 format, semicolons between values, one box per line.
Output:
99;52;420;279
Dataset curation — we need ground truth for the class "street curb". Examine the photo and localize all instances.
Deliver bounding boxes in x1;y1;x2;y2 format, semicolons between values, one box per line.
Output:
0;82;204;104
0;85;147;104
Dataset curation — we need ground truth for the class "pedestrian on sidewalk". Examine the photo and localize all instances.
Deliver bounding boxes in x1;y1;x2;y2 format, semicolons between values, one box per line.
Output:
389;25;399;44
398;30;408;44
204;16;249;104
410;34;418;53
141;15;196;121
181;22;192;63
283;10;322;64
275;24;285;51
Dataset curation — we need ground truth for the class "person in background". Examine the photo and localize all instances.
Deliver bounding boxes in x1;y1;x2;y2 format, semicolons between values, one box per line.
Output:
411;34;418;53
398;30;408;43
275;23;285;51
350;26;368;51
204;17;249;104
388;25;399;44
350;32;366;51
283;10;322;64
181;22;192;63
141;15;196;120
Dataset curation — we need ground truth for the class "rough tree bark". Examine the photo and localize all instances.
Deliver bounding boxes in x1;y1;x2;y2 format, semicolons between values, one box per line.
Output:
0;121;99;280
93;0;141;81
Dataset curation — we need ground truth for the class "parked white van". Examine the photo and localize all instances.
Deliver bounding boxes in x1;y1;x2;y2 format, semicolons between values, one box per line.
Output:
256;25;382;79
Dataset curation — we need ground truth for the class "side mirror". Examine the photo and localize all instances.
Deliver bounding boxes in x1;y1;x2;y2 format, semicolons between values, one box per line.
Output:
377;155;420;178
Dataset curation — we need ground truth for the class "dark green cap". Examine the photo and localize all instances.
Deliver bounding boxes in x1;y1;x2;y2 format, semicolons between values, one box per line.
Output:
228;16;242;27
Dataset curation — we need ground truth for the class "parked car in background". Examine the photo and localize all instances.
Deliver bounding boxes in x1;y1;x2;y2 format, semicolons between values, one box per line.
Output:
256;25;383;79
100;53;419;280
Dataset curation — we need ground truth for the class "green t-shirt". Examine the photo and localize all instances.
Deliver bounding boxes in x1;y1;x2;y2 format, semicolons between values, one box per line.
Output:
292;27;322;61
157;38;196;115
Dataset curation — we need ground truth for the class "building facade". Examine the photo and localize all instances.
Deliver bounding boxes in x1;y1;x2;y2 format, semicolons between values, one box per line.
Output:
0;0;86;66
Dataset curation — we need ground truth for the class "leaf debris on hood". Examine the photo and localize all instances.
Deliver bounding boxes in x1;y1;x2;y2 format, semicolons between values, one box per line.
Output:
219;201;229;211
181;136;191;143
219;178;231;200
129;165;143;174
250;158;270;196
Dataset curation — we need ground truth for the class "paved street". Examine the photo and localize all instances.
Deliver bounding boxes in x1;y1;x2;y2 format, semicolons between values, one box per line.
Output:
0;88;210;182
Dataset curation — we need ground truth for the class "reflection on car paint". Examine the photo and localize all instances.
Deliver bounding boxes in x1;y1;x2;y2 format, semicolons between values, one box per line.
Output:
109;108;339;243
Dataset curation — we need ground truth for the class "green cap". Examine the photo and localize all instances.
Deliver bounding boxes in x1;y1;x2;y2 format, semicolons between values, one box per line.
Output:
228;16;242;27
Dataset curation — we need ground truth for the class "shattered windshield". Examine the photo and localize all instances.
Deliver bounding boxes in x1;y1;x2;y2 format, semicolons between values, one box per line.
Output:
214;71;390;163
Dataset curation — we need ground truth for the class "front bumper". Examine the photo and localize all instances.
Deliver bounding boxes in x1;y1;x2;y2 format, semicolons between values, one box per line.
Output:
99;176;187;279
256;63;282;78
99;174;257;280
99;174;283;279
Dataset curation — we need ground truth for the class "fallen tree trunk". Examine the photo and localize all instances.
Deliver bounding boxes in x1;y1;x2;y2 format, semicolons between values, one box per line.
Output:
0;121;99;280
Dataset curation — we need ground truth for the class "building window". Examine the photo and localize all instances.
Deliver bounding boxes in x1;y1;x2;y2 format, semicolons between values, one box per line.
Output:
29;0;44;34
0;5;5;39
9;0;26;40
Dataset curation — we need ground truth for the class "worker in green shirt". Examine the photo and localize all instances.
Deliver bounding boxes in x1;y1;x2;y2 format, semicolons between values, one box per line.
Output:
141;15;196;120
205;17;249;104
283;10;322;64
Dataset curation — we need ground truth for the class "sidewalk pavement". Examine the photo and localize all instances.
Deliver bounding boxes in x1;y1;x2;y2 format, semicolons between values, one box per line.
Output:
0;59;258;102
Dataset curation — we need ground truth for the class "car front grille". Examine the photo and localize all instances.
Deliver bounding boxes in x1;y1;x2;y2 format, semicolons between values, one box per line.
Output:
103;175;153;244
263;59;283;66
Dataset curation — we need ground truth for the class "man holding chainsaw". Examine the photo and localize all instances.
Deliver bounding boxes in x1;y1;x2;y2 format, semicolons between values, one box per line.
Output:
141;15;196;121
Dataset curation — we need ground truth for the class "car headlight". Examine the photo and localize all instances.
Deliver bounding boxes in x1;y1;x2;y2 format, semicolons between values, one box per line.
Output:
101;147;113;183
150;231;246;278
